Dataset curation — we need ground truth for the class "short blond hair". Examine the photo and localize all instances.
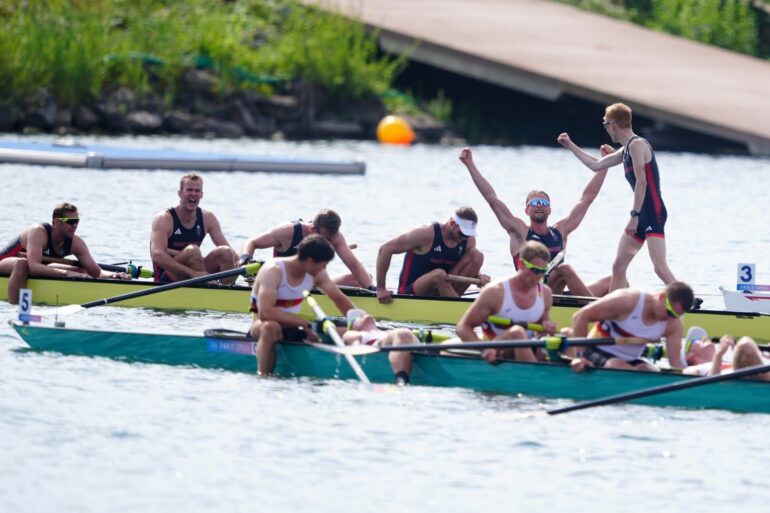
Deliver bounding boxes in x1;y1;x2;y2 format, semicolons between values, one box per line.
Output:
525;190;550;205
520;240;550;263
605;103;632;129
179;173;203;191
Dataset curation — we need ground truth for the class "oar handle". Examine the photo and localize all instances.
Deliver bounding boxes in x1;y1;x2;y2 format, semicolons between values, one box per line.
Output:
302;291;371;385
487;316;544;332
81;262;262;309
375;336;627;354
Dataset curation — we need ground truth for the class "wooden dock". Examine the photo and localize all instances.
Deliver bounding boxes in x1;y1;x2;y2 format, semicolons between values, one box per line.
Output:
314;0;770;155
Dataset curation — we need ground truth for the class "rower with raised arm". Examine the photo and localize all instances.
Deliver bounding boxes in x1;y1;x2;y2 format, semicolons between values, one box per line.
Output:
0;202;131;304
459;146;610;297
249;234;356;375
375;206;488;304
558;102;679;293
150;172;239;284
455;241;557;364
569;281;694;372
239;208;373;290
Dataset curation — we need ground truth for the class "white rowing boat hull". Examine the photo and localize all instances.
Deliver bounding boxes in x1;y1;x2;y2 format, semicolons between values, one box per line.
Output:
721;286;770;314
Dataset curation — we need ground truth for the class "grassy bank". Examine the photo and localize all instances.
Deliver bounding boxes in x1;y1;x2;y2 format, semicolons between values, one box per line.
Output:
0;0;404;108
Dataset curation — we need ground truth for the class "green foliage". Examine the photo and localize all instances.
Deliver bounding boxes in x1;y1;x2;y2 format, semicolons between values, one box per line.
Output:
0;0;404;107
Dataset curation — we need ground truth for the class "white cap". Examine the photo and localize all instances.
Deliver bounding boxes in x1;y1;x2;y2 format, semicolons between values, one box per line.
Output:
453;214;477;237
686;326;708;345
346;308;365;329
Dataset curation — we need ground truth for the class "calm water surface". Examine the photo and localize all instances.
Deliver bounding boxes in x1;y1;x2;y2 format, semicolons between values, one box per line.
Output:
2;135;770;512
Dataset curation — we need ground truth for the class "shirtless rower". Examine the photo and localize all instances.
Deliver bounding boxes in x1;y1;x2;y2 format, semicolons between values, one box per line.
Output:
150;173;238;283
239;208;373;289
249;234;356;375
0;202;131;304
455;241;557;364
343;309;417;385
569;281;695;372
459;146;610;297
375;206;488;304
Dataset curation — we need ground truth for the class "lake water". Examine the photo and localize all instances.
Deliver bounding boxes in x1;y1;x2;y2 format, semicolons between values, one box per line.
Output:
2;135;770;512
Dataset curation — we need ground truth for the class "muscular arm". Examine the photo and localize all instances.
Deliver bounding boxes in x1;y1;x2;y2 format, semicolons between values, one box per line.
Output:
459;148;527;249
23;226;84;278
150;212;198;278
256;266;309;327
375;225;433;290
456;284;503;342
240;224;292;257
315;270;356;315
203;210;232;248
333;233;373;288
663;319;684;369
539;285;557;334
558;133;623;172
69;236;107;279
555;166;608;237
628;139;648;214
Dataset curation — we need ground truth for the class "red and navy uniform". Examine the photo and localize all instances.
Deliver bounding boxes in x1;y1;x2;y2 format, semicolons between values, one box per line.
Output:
274;222;303;257
0;223;73;261
623;136;667;243
154;207;205;283
513;227;563;269
398;222;467;294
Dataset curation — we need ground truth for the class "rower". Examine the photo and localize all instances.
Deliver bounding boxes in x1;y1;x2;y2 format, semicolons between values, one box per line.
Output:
459;146;611;297
343;308;417;385
150;172;239;283
249;234;356;375
569;281;695;372
239;208;374;290
375;206;489;304
0;202;131;304
455;241;558;364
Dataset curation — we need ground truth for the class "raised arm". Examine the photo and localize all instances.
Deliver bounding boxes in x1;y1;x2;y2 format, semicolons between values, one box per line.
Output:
375;225;432;303
554;145;612;236
459;148;528;237
557;133;623;172
332;232;373;289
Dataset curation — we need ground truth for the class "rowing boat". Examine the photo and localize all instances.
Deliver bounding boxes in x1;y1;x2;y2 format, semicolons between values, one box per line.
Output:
721;286;770;314
10;321;770;414
3;274;769;341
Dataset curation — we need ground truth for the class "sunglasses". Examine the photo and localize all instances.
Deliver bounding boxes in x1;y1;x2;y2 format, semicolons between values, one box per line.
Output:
602;120;615;128
521;258;548;275
665;294;681;319
56;217;80;226
527;198;550;207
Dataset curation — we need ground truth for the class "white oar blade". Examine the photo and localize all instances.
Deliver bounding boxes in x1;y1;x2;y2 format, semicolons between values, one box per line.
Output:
49;304;86;317
307;342;379;356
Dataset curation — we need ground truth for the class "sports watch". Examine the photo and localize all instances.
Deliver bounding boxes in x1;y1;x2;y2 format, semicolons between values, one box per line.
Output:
629;209;640;217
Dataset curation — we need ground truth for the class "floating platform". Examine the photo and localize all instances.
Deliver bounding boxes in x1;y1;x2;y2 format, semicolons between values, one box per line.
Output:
0;140;365;175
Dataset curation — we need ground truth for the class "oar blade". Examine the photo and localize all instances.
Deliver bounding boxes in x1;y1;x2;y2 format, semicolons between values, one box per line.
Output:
308;343;379;356
49;304;86;317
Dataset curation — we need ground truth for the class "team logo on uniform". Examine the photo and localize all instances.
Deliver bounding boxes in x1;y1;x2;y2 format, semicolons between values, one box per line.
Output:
433;245;442;252
174;228;182;235
196;225;202;236
645;226;653;232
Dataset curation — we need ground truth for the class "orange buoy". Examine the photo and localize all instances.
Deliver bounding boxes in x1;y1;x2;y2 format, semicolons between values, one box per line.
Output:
376;115;415;145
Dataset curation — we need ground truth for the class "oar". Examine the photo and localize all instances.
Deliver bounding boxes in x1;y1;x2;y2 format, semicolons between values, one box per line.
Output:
528;362;770;417
487;316;543;332
446;274;484;286
24;252;154;279
309;335;644;357
302;290;371;385
543;249;565;283
49;262;262;316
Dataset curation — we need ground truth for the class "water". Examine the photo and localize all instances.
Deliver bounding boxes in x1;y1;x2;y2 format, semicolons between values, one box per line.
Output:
2;135;770;512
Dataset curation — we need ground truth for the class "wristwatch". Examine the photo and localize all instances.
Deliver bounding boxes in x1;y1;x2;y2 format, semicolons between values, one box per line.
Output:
629;209;640;217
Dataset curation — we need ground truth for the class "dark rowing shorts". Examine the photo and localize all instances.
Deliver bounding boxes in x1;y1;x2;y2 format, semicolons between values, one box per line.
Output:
631;208;667;243
281;326;306;342
398;282;416;295
582;346;646;368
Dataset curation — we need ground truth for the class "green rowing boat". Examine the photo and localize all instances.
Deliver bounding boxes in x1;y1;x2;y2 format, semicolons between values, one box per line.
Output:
10;321;770;414
3;274;769;342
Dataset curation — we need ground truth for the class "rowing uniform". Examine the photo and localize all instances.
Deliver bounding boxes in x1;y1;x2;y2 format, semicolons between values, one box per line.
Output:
0;223;73;261
153;207;205;283
250;260;313;342
623;136;667;243
274;222;304;257
481;279;544;339
583;291;666;367
398;222;468;294
513;227;563;269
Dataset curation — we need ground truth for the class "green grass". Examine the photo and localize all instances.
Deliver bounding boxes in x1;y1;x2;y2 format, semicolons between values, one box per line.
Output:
0;0;404;108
